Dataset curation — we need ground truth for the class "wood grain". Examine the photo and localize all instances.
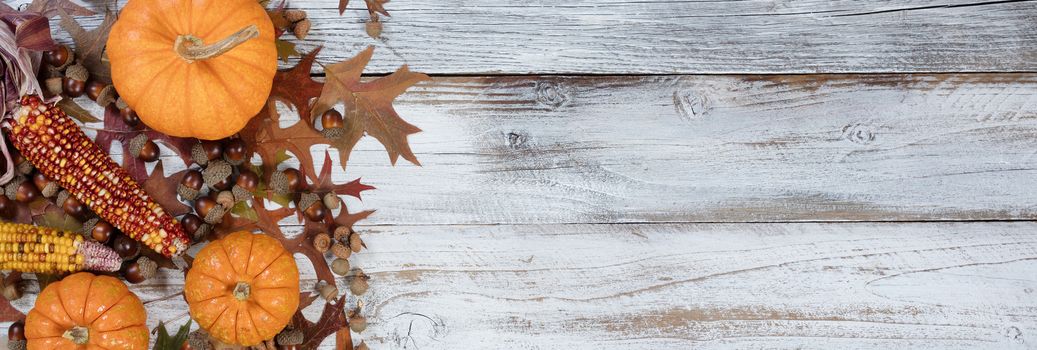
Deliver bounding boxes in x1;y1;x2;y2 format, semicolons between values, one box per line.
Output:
61;73;1037;223
14;0;1037;74
6;222;1036;349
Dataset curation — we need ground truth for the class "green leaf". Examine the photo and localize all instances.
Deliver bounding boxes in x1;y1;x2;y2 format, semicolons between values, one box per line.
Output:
275;39;301;63
230;201;258;221
152;320;192;350
274;149;292;165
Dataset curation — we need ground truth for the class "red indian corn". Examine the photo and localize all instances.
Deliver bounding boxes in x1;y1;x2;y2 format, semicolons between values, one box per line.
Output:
3;96;189;257
0;221;120;273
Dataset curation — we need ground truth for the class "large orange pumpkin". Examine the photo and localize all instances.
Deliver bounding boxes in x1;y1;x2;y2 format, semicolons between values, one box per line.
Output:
185;231;300;346
25;272;149;350
107;0;277;140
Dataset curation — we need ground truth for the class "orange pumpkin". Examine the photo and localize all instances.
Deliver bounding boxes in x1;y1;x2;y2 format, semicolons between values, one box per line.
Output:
185;231;300;346
25;272;149;350
107;0;277;140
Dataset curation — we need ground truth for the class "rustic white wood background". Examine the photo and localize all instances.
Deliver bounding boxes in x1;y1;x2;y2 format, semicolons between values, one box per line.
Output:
5;0;1037;349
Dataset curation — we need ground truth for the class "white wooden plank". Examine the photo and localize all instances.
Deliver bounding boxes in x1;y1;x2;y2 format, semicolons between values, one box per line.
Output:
6;221;1036;349
64;73;1037;223
19;0;1037;74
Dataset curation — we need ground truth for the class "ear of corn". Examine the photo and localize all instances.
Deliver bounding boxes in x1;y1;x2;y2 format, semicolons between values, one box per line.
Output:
3;95;190;257
0;221;120;273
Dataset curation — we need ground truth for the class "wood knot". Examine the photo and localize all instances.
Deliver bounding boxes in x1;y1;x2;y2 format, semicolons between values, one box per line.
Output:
505;132;528;149
534;81;572;108
842;123;876;145
1004;326;1024;343
386;312;448;348
673;90;710;120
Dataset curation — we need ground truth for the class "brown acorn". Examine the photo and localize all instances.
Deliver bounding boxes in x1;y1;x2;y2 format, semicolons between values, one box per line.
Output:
8;319;25;341
181;214;203;236
195;195;225;224
222;138;247;165
129;134;159;162
320;109;345;138
44;45;72;68
178;170;204;201
32;172;59;198
62;194;89;222
116;98;140;127
123;256;156;284
14;180;39;203
202;160;234;191
91;221;115;244
275;328;303;349
313;232;331;253
63;62;88;97
112;234;141;260
298;193;326;221
85;80;107;101
0;195;16;219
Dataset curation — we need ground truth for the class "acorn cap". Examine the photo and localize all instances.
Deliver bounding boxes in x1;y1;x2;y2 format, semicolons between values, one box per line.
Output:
40;182;59;198
349;269;369;295
269;170;290;195
95;85;116;106
216;191;235;209
284;9;307;22
15;160;32;176
65;62;88;81
232;185;252;202
349;232;363;253
293;19;311;40
298;192;320;213
313;232;331;253
202;203;226;225
7;339;25;350
4;176;24;200
136;256;157;280
319;284;338;301
323;192;340;210
44;77;63;96
177;184;200;201
333;226;350;241
331;258;350;276
321;126;345;139
115;97;129;110
128;134;149;158
188;329;213;350
193;223;212;241
348;313;367;333
191;143;209;166
202;160;232;189
276;328;304;346
79;217;98;236
331;242;351;259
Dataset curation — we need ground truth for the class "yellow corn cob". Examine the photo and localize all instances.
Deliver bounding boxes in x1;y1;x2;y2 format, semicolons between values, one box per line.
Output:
4;96;189;257
0;221;120;273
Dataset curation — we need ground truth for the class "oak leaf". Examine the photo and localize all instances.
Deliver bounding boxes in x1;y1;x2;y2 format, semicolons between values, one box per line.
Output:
313;46;428;170
95;104;196;183
141;161;191;217
26;0;93;18
339;0;389;17
59;10;115;83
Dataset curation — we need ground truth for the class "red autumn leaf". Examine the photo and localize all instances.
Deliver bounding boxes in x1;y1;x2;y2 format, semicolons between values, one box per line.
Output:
239;101;326;184
313;46;428;171
291;294;349;350
307;151;376;199
270;47;325;124
95;105;196;183
338;0;389;17
141;160;191;217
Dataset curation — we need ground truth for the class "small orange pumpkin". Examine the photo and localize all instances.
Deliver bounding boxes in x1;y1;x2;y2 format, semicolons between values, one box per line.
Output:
25;272;148;350
185;231;300;346
107;0;277;140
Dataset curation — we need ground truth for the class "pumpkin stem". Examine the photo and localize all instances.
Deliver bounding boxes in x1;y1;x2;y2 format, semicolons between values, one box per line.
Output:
61;326;89;345
174;25;260;63
233;281;251;301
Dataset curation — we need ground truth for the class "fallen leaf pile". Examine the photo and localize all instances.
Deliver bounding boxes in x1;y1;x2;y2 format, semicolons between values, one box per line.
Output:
0;1;424;349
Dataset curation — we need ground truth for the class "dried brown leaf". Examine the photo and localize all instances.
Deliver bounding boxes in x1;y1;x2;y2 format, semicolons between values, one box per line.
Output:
339;0;389;17
26;0;94;18
313;46;428;171
141;161;191;217
290;294;349;350
59;10;115;83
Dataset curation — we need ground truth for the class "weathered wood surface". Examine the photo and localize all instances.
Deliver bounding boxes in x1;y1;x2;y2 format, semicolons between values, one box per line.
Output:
16;0;1037;74
8;222;1036;349
70;73;1037;223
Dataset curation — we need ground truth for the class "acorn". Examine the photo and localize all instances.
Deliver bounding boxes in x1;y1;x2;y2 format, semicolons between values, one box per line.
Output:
331;242;351;260
232;169;259;202
181;213;203;236
319;283;338;301
348;311;367;333
331;258;350;276
85;80;107;101
191;140;223;166
112;234;141;260
44;45;72;68
275;328;303;349
32;172;59;198
222;138;247;165
63;62;88;97
62;194;89;222
283;168;304;191
44;76;63;97
187;329;213;350
0;195;16;219
8;320;25;341
124;256;157;284
298;193;325;221
129;134;160;162
3;176;23;201
13;180;39;204
365;19;383;39
323;192;340;210
349;232;364;253
312;232;331;253
292;18;311;40
91;221;115;244
349;269;369;296
95;85;117;107
14;156;32;176
320;109;344;139
195;196;225;225
115;98;140;127
333;226;350;242
202;160;234;191
285;9;307;22
178;170;204;201
216;191;236;209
